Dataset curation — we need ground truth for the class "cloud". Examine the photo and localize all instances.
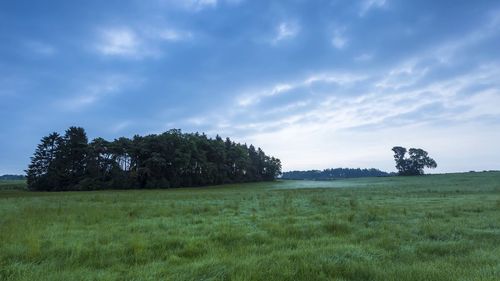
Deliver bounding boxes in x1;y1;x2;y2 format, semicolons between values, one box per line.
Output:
157;0;218;12
157;29;190;41
359;0;387;16
181;0;218;11
111;121;133;133
0;76;33;98
375;60;429;90
94;25;192;59
226;62;500;171
181;21;500;170
271;22;300;44
245;117;500;172
58;75;137;111
25;41;56;56
354;53;374;62
224;0;244;5
236;73;366;107
96;28;141;57
195;0;217;6
331;28;348;49
157;0;244;11
237;83;293;106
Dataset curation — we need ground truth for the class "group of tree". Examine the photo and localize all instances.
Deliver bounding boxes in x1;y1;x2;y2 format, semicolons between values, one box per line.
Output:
392;146;437;176
0;174;25;180
281;168;391;180
26;127;282;191
282;146;437;180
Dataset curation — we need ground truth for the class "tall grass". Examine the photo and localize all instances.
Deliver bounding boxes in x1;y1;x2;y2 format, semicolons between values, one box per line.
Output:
0;172;499;280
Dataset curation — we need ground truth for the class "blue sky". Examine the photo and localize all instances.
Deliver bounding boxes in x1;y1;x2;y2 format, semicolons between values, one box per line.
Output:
1;0;500;174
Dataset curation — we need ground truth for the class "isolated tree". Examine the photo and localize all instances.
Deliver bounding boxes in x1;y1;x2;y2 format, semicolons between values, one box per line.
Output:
392;146;437;176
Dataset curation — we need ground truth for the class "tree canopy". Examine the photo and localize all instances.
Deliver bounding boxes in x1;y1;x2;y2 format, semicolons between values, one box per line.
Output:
26;127;281;191
392;146;437;176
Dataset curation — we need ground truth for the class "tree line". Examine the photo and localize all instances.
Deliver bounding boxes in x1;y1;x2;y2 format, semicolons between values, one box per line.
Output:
281;168;391;180
0;174;25;180
26;127;282;191
282;146;438;180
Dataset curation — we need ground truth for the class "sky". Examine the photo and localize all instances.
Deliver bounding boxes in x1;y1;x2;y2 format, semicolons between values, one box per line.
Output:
1;0;500;174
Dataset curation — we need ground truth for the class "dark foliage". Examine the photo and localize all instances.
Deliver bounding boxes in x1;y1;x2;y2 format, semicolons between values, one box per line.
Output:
26;127;281;191
392;146;437;176
281;168;391;180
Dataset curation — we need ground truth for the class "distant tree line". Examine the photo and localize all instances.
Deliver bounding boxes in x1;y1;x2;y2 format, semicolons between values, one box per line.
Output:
0;174;26;180
281;168;391;180
392;146;437;176
26;127;282;191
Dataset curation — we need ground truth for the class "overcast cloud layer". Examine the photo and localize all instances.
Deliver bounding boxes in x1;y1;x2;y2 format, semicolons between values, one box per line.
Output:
1;0;500;174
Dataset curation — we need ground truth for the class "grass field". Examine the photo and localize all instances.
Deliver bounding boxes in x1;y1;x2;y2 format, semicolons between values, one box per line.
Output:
1;172;499;281
0;180;26;191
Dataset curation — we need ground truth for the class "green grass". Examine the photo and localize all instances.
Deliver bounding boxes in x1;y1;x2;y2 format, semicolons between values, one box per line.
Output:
0;180;26;191
1;172;499;281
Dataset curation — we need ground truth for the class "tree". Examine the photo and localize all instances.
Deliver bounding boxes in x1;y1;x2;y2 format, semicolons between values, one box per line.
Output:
58;127;89;188
87;137;113;181
392;146;437;176
26;132;63;190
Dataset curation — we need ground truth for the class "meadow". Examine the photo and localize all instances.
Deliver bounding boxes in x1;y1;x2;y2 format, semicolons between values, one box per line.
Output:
0;180;26;191
0;172;499;281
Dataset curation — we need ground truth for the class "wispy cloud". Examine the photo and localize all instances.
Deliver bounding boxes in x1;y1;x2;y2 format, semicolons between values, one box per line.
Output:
359;0;387;16
236;73;366;107
331;28;348;49
58;75;138;111
237;83;293;106
94;25;192;59
375;60;429;90
110;120;133;133
354;53;374;62
25;41;56;56
225;63;500;171
162;0;246;11
158;0;218;12
157;29;192;41
0;76;33;98
179;17;500;171
271;22;300;44
96;28;141;57
185;0;218;10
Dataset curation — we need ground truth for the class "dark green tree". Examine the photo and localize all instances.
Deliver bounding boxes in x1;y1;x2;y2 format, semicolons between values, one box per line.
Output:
392;146;437;176
26;132;63;190
58;127;89;188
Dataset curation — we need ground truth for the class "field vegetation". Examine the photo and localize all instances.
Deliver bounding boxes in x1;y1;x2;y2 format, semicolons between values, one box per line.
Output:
1;172;499;280
0;180;26;191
